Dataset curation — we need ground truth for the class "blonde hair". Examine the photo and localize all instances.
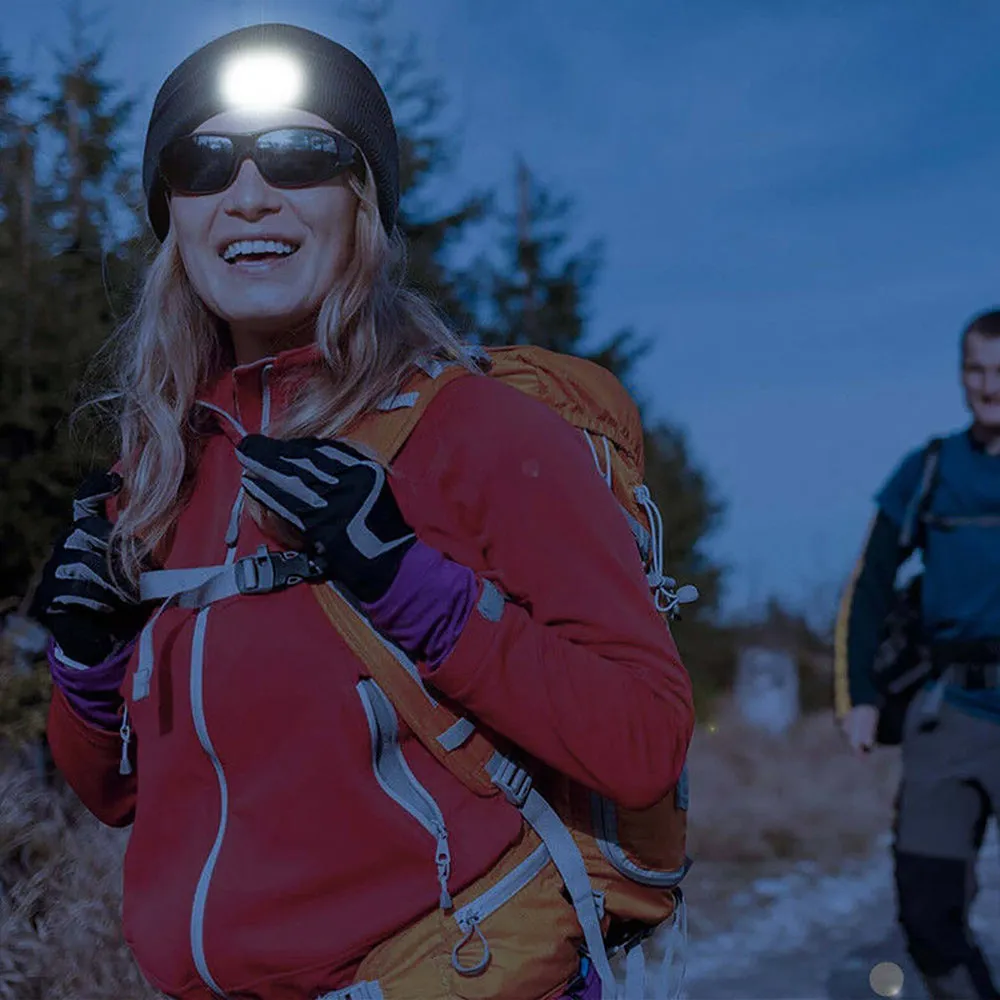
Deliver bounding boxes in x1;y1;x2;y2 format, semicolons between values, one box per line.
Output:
92;167;478;587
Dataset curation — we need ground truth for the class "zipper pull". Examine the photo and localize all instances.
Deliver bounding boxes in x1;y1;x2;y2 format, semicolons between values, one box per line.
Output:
436;840;453;910
119;704;133;776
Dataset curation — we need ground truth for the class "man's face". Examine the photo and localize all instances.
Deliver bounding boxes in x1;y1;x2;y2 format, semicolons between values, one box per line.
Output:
962;331;1000;430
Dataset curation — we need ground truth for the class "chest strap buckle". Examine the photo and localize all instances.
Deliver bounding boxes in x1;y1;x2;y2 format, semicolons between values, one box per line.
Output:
234;546;324;595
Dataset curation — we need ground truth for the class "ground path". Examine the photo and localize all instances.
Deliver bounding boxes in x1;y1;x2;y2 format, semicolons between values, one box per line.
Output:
681;826;999;999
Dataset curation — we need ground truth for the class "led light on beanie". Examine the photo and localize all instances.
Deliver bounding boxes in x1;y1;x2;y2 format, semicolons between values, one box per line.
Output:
142;23;400;241
219;51;303;110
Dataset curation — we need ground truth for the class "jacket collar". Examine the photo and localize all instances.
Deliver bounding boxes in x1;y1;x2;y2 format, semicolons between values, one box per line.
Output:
197;341;326;438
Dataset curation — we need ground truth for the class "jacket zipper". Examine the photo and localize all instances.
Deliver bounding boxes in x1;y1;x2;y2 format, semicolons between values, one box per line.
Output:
188;364;274;997
356;678;454;909
187;546;238;998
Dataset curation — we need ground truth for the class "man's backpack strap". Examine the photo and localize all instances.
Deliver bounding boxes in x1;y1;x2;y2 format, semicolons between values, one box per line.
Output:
899;437;944;551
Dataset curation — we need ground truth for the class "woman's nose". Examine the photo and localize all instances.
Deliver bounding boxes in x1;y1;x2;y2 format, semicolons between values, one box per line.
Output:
222;159;282;221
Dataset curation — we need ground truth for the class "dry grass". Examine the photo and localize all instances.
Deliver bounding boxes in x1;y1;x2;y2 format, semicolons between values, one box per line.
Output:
0;701;899;998
681;698;901;939
0;757;159;1000
686;698;899;864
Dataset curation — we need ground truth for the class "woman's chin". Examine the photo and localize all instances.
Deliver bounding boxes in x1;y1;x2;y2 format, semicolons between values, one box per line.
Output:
225;306;317;340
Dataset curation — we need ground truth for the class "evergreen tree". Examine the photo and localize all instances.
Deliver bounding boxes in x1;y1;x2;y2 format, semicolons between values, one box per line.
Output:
474;161;725;599
0;43;49;603
0;47;32;405
351;0;491;333
468;161;733;709
0;5;138;602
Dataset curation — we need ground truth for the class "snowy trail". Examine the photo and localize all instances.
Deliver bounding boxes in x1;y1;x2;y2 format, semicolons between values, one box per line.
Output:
681;825;1000;1000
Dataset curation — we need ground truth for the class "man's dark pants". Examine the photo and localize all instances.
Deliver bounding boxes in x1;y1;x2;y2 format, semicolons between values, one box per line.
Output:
894;700;1000;999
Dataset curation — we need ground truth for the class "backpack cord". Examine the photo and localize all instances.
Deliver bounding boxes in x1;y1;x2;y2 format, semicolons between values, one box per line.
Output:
635;485;674;613
635;486;700;618
583;432;613;488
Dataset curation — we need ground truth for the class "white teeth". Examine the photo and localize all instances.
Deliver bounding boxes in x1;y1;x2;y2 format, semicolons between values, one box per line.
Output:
222;239;298;262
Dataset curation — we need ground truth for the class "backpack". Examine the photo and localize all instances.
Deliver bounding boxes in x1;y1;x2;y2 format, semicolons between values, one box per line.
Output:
869;438;942;745
139;344;696;999
305;346;695;1000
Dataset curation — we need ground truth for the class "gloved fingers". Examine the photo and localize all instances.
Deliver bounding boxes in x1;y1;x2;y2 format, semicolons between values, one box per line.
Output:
236;433;315;467
64;516;113;555
313;440;370;469
238;433;367;464
237;434;372;487
53;551;133;608
239;474;309;532
279;453;345;491
236;447;327;513
72;471;123;521
48;593;117;616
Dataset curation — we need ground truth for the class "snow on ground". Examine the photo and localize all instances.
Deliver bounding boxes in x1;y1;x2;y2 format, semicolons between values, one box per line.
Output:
681;823;1000;1000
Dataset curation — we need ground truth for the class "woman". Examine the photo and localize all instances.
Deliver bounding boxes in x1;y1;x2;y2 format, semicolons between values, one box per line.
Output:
32;23;694;1000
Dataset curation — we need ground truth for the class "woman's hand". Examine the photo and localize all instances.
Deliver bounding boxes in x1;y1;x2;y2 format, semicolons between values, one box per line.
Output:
30;472;147;667
236;435;416;603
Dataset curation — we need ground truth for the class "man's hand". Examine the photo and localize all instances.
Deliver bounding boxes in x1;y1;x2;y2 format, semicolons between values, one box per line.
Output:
236;435;416;603
841;704;879;756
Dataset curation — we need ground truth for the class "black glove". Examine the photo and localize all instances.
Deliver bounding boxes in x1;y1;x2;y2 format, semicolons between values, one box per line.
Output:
236;435;417;603
30;471;147;666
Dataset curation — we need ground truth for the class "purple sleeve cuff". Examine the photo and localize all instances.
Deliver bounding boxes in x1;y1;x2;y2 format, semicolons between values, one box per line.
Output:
47;638;132;730
359;540;479;670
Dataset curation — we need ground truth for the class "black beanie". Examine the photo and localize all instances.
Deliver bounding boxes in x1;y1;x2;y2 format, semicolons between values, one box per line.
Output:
142;23;399;241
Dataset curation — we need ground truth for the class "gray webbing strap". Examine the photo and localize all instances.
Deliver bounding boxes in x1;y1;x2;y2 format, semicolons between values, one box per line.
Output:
140;566;239;606
133;596;176;701
377;391;420;412
625;941;645;1000
900;438;943;550
316;981;384;1000
486;753;616;998
436;718;476;751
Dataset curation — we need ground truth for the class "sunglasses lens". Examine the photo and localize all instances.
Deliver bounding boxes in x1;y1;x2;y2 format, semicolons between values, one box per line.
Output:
160;134;236;194
256;128;353;186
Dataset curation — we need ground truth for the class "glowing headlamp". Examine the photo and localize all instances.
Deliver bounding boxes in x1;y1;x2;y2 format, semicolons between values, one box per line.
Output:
220;50;304;110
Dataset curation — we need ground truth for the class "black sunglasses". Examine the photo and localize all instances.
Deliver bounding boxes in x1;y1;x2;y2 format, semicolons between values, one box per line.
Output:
158;126;362;196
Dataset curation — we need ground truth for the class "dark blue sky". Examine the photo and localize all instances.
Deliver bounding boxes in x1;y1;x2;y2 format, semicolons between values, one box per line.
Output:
6;1;1000;618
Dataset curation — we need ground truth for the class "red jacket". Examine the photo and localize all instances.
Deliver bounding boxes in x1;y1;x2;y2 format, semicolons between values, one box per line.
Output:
47;343;694;999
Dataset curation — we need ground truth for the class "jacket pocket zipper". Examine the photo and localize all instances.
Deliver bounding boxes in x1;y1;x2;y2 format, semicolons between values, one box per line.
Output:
357;678;453;908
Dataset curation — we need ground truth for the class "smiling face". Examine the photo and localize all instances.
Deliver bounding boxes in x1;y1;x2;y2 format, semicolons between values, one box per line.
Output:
167;107;358;362
963;331;1000;432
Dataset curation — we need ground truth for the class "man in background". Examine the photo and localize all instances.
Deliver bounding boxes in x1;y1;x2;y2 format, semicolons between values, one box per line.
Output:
835;310;1000;999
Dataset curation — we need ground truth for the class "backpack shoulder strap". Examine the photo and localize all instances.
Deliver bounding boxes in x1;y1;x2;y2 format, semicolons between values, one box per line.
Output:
341;358;474;466
310;580;501;797
899;437;944;551
308;352;504;799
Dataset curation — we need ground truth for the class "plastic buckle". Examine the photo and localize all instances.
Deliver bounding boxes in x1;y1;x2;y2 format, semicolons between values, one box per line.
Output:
234;546;322;595
492;756;533;808
269;550;323;588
